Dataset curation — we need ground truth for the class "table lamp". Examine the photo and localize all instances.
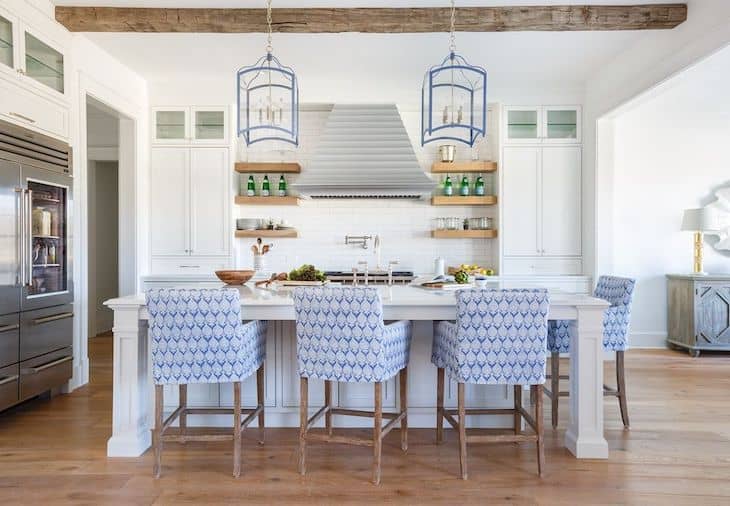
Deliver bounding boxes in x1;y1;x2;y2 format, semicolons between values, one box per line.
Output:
681;208;720;275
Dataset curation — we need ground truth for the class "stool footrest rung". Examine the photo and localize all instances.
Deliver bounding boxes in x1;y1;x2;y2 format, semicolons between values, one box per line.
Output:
380;411;406;439
467;433;537;444
306;432;374;447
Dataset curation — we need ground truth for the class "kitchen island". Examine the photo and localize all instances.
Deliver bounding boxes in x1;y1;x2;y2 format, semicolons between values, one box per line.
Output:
104;283;610;459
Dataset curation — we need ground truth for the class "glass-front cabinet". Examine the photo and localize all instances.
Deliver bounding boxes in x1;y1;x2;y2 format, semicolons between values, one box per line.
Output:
0;14;13;69
28;179;69;299
24;32;64;94
153;106;229;144
504;106;581;144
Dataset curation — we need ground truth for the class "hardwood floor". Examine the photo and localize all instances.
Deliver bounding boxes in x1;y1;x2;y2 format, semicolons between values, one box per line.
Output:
1;338;729;505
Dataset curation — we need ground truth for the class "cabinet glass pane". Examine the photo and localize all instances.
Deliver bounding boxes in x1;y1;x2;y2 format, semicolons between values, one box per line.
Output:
194;110;225;140
156;111;186;140
0;15;13;68
546;109;577;139
507;110;538;139
25;33;64;93
29;180;68;297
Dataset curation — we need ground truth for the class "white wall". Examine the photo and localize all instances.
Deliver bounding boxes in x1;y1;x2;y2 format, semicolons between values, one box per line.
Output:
610;46;730;347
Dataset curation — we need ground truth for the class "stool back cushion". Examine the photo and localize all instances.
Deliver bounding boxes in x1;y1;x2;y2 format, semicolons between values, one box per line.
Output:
455;289;549;384
293;287;387;382
147;288;249;385
594;275;636;351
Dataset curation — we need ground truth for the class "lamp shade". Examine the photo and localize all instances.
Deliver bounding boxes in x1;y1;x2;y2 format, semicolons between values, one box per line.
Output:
681;207;721;232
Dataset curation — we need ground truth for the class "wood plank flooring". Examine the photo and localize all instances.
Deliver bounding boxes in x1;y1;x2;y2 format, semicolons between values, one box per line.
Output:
0;337;729;505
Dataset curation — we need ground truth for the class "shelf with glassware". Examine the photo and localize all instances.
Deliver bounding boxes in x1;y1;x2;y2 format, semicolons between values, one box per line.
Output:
430;161;498;238
235;171;299;205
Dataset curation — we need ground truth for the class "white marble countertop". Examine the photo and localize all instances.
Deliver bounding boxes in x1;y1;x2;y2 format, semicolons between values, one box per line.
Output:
108;282;608;311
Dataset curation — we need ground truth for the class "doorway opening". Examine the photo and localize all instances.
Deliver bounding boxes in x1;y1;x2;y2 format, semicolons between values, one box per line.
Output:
86;97;121;339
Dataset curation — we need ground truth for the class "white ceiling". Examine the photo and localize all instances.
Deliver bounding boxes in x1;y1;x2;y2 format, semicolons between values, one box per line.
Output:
53;1;676;100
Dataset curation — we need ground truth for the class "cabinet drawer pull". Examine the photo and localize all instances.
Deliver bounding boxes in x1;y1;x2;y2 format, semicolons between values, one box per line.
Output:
0;374;19;386
9;112;36;124
0;323;20;333
21;355;72;375
32;312;74;325
179;265;201;268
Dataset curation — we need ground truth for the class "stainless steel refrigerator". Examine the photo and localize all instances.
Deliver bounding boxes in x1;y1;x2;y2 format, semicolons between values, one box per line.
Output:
0;119;73;412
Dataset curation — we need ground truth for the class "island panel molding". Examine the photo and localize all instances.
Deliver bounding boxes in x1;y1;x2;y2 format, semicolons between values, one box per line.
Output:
55;5;688;33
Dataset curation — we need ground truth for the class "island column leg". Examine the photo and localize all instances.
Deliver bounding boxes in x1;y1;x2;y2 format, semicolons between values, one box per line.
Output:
564;305;609;459
106;304;152;457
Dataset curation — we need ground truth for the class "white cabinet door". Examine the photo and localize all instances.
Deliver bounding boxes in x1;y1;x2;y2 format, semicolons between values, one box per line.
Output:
189;148;230;256
150;148;190;255
503;106;542;144
152;107;189;144
0;75;69;140
502;146;540;256
191;106;229;144
543;106;581;144
541;146;581;256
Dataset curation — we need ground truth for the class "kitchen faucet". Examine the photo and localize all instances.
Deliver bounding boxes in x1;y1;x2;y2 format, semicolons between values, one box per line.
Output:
373;235;381;269
345;235;371;249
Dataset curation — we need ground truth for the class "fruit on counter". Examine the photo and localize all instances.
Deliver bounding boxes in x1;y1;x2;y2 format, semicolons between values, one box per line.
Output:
454;269;470;284
288;264;327;282
452;264;495;276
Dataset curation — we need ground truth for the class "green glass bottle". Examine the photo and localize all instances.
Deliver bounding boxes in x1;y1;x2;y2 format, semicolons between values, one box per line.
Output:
443;175;453;196
459;175;470;196
246;175;255;196
261;175;271;197
278;175;287;196
474;175;485;196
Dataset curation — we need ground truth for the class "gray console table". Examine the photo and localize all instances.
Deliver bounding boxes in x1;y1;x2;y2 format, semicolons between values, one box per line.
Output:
667;274;730;357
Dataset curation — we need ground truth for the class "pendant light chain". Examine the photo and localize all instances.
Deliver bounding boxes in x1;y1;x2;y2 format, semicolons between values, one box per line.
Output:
266;0;273;54
449;0;456;54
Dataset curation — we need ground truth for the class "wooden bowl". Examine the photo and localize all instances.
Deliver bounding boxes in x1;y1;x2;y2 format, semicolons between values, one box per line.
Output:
215;270;255;285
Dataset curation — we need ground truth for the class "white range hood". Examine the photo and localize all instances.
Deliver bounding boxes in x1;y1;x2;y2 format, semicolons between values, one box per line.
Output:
292;104;436;199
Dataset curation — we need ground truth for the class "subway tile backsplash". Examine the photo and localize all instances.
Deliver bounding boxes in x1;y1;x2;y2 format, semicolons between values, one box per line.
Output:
234;104;500;274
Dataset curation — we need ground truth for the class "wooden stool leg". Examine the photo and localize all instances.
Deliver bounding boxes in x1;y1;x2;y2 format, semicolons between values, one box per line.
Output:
233;381;242;478
373;382;383;485
178;384;187;444
256;364;265;444
551;352;560;429
616;351;630;429
513;385;522;435
298;377;308;475
324;380;333;436
458;382;467;480
534;384;545;477
400;367;408;452
436;367;445;444
153;385;163;479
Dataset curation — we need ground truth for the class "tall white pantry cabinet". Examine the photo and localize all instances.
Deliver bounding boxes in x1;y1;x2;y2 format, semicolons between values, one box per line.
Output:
501;106;582;275
149;146;231;273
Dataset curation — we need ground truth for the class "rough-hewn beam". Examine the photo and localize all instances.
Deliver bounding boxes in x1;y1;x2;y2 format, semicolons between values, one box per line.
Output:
55;5;687;33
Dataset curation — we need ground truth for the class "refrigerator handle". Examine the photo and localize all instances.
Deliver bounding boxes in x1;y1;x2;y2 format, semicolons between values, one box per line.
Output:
25;188;33;288
15;188;23;287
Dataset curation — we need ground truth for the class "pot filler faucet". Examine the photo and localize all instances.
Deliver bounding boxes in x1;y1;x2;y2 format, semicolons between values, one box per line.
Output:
345;235;371;249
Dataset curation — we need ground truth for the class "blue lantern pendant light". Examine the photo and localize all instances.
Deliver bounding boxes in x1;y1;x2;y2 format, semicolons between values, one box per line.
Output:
421;0;487;147
237;0;299;146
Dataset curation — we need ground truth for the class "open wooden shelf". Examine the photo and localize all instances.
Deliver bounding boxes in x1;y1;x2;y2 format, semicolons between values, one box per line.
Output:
235;162;301;174
431;195;497;206
235;196;299;206
431;229;498;239
235;229;298;238
431;161;498;173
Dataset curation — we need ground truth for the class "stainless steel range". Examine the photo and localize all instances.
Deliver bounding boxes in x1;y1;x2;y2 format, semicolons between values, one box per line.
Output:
324;270;416;285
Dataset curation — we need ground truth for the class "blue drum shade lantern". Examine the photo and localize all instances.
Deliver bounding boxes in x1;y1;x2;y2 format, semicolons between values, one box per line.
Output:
237;0;299;146
421;1;487;147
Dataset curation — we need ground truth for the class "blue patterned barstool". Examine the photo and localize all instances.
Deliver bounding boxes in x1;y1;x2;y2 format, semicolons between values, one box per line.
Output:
432;289;550;479
293;287;412;485
545;275;636;428
146;288;267;478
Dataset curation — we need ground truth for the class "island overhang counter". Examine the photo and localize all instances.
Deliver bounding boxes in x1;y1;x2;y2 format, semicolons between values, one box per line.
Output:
104;284;610;460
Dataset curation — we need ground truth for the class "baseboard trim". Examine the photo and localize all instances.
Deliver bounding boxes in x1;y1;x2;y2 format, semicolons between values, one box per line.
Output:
630;331;667;349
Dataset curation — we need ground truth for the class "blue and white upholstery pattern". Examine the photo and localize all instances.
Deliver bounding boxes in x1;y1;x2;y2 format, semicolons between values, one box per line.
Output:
292;287;412;383
547;276;636;353
432;289;550;385
146;288;267;386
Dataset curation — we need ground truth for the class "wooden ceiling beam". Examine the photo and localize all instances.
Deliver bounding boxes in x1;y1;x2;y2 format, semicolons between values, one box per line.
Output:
55;4;687;33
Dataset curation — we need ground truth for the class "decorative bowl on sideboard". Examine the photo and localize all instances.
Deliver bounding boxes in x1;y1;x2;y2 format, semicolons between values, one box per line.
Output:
215;270;256;285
